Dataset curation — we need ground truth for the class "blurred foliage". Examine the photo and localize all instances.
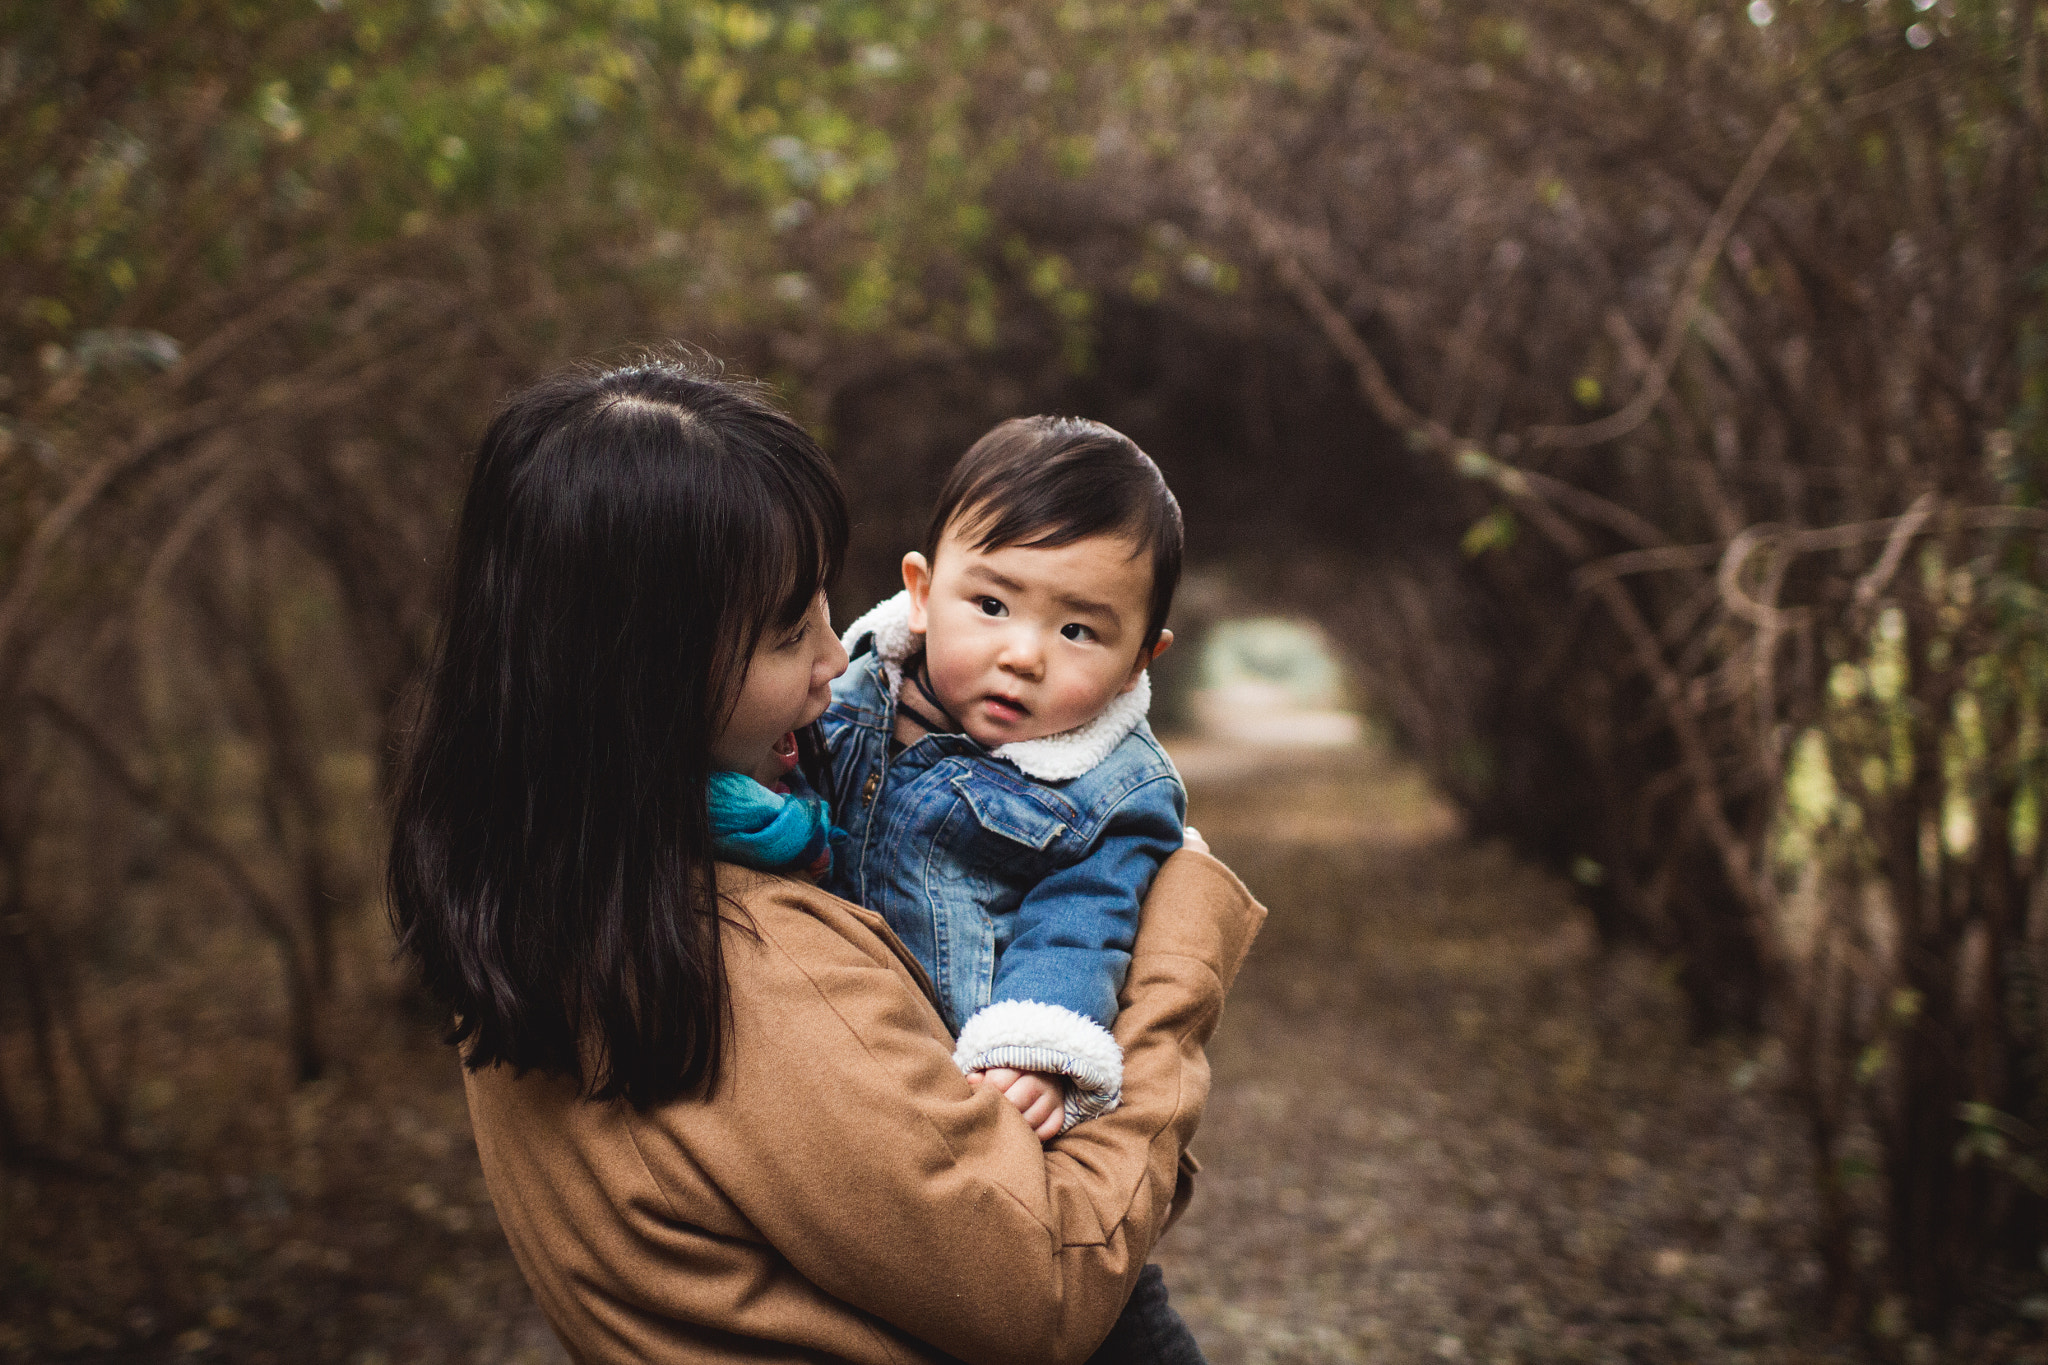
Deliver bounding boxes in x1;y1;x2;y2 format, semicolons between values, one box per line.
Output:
3;0;1016;387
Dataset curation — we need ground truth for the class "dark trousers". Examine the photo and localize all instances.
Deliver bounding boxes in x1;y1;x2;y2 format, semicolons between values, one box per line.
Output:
1084;1264;1208;1365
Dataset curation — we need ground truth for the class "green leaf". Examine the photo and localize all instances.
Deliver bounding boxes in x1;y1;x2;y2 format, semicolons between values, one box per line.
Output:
1460;507;1516;557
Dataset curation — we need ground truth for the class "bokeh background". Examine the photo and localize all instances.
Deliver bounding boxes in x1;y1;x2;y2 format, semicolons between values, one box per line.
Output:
3;2;2046;1361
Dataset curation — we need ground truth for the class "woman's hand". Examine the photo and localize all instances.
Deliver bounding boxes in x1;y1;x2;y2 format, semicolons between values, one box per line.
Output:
1182;825;1209;857
967;1067;1068;1141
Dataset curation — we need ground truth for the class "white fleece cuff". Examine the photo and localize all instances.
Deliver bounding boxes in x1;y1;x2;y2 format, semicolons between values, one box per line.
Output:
953;999;1124;1134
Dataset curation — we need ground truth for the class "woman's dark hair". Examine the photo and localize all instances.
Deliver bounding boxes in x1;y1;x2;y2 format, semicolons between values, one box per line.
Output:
387;354;846;1107
922;416;1183;651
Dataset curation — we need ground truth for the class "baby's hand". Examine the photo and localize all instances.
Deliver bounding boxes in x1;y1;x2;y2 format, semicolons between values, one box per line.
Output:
968;1066;1068;1141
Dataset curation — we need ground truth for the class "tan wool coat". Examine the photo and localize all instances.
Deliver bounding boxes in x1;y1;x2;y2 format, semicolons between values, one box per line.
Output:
464;850;1265;1365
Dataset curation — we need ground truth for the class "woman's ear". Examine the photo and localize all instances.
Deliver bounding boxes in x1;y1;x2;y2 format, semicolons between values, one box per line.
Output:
902;551;933;635
1120;629;1173;693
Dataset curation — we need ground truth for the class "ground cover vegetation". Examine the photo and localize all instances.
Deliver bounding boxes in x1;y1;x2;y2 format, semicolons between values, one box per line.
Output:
1;0;2044;1358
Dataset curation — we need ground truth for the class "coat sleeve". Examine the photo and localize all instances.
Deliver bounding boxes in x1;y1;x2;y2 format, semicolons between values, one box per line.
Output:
952;772;1187;1130
989;771;1186;1027
634;849;1262;1365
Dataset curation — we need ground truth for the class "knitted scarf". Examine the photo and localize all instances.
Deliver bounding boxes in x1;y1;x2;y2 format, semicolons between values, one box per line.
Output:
707;770;838;879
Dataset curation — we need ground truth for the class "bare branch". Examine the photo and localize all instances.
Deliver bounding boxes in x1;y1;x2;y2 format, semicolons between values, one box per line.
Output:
1528;105;1798;450
1853;491;1937;610
27;693;299;953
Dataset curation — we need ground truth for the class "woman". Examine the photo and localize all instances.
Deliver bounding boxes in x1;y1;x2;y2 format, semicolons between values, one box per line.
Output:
387;356;1263;1364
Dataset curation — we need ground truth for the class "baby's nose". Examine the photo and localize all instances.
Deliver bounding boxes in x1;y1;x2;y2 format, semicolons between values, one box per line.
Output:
997;630;1044;676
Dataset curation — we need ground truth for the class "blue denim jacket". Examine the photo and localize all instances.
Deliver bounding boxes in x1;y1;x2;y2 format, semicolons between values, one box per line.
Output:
817;594;1186;1128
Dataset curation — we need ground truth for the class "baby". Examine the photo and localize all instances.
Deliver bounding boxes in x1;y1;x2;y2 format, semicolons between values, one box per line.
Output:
819;415;1186;1138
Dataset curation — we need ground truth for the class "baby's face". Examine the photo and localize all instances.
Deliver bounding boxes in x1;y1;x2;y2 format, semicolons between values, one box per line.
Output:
905;521;1164;748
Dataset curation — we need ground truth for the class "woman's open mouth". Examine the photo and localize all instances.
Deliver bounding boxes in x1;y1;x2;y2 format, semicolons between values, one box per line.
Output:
771;730;800;773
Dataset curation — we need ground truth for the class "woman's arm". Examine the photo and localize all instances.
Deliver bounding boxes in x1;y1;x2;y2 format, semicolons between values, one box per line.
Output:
635;849;1262;1365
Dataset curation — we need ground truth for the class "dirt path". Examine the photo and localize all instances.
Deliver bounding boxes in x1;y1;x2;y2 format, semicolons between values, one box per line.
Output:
465;735;1861;1365
1152;736;1860;1365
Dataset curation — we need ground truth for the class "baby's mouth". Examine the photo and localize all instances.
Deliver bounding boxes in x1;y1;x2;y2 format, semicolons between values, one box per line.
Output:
983;695;1030;722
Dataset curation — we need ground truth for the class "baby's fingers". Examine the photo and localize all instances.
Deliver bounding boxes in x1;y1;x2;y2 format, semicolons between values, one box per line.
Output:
1013;1084;1061;1139
973;1067;1024;1090
1031;1102;1064;1141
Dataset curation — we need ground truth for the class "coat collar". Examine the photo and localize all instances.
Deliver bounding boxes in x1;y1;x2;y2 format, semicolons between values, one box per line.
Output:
838;590;1151;783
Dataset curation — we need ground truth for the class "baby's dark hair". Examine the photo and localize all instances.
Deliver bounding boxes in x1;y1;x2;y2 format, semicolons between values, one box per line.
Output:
923;416;1183;652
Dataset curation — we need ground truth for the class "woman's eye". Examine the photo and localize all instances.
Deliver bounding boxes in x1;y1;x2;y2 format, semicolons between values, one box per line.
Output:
780;622;810;649
976;597;1007;617
1060;622;1095;643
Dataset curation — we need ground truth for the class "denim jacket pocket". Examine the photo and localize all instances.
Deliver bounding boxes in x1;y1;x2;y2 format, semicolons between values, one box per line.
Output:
951;773;1072;853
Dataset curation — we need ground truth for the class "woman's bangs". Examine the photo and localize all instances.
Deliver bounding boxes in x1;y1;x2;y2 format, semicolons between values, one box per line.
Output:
759;458;847;628
760;523;822;631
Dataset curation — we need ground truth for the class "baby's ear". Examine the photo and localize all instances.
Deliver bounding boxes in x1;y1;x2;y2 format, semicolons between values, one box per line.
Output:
902;551;933;634
1120;629;1173;693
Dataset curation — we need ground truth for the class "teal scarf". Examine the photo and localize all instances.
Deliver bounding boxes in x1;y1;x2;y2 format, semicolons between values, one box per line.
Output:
708;770;838;877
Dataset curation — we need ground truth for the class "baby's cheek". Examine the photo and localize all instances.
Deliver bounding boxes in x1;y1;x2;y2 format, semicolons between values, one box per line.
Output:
1054;674;1120;726
928;648;982;709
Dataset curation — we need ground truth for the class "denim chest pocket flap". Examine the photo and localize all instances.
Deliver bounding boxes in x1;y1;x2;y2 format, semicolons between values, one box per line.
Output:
951;773;1074;851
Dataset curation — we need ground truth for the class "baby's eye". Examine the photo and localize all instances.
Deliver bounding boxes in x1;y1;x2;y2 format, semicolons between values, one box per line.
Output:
1060;622;1096;643
976;597;1008;617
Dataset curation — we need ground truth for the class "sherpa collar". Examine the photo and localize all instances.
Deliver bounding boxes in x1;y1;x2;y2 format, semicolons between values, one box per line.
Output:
837;590;1151;783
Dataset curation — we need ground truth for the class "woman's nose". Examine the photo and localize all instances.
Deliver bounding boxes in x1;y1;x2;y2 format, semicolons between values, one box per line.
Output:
820;625;849;683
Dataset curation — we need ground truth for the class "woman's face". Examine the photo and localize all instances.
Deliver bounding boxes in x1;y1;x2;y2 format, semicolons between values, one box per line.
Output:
711;592;847;786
